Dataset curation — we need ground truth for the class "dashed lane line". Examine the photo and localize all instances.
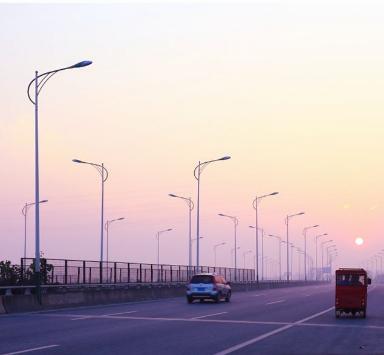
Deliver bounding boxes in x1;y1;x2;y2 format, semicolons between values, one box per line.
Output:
0;345;59;355
71;310;137;320
266;300;285;305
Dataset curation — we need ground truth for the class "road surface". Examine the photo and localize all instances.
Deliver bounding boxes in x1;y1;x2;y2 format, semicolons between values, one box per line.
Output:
0;283;383;354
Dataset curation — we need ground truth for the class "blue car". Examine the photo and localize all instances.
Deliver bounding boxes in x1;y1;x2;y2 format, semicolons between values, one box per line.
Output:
186;273;231;303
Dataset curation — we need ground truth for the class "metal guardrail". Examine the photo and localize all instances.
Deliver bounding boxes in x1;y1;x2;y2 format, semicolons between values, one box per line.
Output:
16;258;255;286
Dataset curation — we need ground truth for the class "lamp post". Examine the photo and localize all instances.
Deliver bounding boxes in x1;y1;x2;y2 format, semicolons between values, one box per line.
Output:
194;156;230;272
105;217;125;265
218;213;239;279
268;234;282;280
168;194;194;272
72;159;109;262
214;242;226;267
249;226;265;280
315;233;328;280
231;247;240;268
22;200;48;260
243;250;252;268
252;192;279;282
302;225;319;281
321;240;333;280
28;60;92;301
285;212;305;281
156;228;173;280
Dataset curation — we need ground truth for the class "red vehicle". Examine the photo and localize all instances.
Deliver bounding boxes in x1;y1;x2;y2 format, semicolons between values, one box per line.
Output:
335;268;371;318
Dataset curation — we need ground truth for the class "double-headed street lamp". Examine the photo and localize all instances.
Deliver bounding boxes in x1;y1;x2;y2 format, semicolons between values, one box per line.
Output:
213;242;226;267
22;200;48;260
105;217;125;264
315;233;328;280
268;234;282;280
27;60;92;300
321;240;333;280
285;212;305;281
168;194;194;270
302;225;319;281
252;192;279;282
218;214;239;278
72;159;109;262
249;226;266;280
194;156;230;271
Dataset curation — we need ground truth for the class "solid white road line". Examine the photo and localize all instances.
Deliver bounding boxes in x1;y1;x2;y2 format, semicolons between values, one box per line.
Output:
266;300;285;305
0;345;59;355
214;306;335;355
71;310;137;320
251;294;265;297
192;312;228;319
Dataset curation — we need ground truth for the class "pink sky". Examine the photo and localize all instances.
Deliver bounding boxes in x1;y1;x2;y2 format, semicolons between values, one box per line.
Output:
1;2;384;277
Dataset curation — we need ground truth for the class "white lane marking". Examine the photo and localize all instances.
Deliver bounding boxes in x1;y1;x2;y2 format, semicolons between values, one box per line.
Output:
192;312;228;319
266;300;285;305
71;310;137;320
251;294;265;297
214;306;334;355
0;345;60;355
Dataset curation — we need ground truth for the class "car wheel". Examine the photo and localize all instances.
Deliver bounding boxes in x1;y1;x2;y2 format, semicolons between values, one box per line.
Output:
214;294;220;303
199;299;204;303
225;292;231;303
187;297;193;304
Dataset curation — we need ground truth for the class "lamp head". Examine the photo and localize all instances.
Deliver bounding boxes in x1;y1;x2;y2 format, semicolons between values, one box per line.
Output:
219;156;231;161
313;224;319;228
249;225;255;229
168;194;177;198
39;199;48;203
167;228;173;232
218;213;225;217
270;192;279;196
70;60;93;68
72;159;84;164
117;217;125;221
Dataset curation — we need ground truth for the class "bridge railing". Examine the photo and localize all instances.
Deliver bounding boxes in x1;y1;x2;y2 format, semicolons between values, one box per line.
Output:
18;258;255;285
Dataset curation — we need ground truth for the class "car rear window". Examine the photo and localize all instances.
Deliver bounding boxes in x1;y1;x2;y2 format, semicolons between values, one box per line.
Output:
190;275;214;284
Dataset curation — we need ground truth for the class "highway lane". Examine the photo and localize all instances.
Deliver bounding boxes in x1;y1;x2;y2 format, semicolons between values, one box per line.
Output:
0;283;383;354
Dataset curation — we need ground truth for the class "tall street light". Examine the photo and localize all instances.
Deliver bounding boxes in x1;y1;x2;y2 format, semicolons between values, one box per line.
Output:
321;239;333;280
156;228;173;278
27;60;92;299
105;217;125;264
315;233;328;280
214;242;226;267
168;194;194;271
302;224;319;281
218;213;239;279
231;247;240;268
194;156;230;272
268;234;282;280
72;159;109;262
252;192;279;282
285;212;305;281
22;199;48;260
249;226;265;280
243;250;252;268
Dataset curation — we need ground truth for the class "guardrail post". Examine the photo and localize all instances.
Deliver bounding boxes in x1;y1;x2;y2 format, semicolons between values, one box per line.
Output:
114;262;117;284
128;263;130;283
64;260;68;285
100;261;103;284
139;264;142;283
83;261;86;284
151;264;153;283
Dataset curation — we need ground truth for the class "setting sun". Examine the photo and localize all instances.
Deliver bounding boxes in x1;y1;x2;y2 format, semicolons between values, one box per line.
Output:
355;237;364;246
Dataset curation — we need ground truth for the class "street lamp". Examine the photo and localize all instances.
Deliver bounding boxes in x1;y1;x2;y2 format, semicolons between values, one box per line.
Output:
194;156;230;272
105;217;125;264
168;194;194;271
22;199;48;260
249;226;265;280
243;250;252;268
268;234;282;280
302;225;319;281
285;212;305;281
156;228;172;272
252;192;279;282
321;240;333;280
218;213;239;279
231;247;240;268
315;233;328;280
214;242;226;267
72;159;109;262
28;60;92;300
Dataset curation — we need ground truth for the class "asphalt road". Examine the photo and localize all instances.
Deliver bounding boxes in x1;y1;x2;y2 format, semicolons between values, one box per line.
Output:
0;283;383;355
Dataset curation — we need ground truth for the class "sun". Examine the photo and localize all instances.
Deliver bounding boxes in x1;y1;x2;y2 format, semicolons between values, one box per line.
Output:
355;237;364;246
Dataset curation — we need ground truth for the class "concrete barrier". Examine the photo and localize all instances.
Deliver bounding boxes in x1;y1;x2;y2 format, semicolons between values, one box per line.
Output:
0;296;6;314
0;281;328;314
